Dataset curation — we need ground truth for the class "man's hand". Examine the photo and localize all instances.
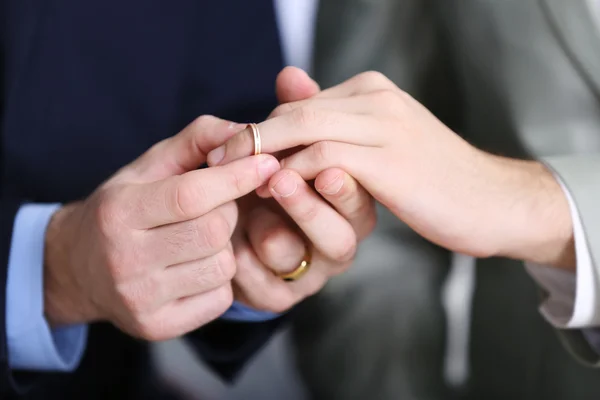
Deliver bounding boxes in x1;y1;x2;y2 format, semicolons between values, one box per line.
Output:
43;116;280;340
227;67;377;312
208;71;575;270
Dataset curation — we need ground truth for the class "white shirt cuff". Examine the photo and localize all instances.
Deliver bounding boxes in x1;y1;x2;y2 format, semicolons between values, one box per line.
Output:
6;204;88;371
525;176;600;328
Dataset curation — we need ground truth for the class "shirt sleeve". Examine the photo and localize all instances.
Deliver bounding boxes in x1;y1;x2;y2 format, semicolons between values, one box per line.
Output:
6;204;88;371
525;176;600;329
220;301;281;322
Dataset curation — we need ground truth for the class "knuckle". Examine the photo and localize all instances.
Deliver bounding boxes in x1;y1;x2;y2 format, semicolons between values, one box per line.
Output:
356;70;393;88
104;238;145;280
295;201;319;224
116;280;154;316
185;262;211;288
105;250;136;280
214;250;236;283
211;285;235;315
331;233;358;262
171;177;203;219
372;89;401;109
140;140;168;166
95;189;124;235
190;115;215;131
311;140;331;166
260;229;289;262
202;213;232;252
290;105;320;127
270;103;295;118
223;168;247;196
398;88;416;103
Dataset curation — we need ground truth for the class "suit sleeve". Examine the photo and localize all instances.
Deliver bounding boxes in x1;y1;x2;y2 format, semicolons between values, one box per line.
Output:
540;154;600;367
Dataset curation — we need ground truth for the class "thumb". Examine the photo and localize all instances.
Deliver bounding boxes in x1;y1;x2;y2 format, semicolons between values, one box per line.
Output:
276;66;320;103
124;116;246;182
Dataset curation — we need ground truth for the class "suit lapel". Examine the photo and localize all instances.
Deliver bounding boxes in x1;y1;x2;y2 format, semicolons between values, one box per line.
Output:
541;0;600;100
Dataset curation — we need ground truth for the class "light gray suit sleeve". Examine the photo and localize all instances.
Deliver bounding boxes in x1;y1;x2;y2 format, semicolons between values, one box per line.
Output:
544;154;600;366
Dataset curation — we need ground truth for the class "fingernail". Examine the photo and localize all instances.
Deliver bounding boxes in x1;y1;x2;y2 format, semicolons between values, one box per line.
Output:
257;156;280;181
207;146;225;166
319;175;344;195
271;172;297;197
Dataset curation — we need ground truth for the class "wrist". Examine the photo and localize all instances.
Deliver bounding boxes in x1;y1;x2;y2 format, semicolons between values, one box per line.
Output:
489;157;575;269
44;203;99;326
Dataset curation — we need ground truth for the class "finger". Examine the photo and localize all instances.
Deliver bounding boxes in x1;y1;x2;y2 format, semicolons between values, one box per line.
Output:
314;168;377;240
246;207;306;274
162;247;236;300
140;284;233;341
233;237;329;313
142;202;238;268
127;115;246;181
256;167;377;241
122;154;279;229
276;66;320;103
256;184;271;199
254;68;320;194
206;100;379;167
279;141;370;181
268;169;357;263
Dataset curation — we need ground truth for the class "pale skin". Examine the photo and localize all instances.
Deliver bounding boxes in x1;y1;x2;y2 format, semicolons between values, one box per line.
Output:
208;67;576;271
44;68;376;340
228;69;375;312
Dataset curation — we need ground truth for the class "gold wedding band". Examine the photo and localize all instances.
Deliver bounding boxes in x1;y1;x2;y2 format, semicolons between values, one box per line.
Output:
248;123;261;156
277;249;312;282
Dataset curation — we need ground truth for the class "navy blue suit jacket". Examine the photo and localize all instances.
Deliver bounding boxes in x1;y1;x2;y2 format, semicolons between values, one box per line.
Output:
0;1;285;398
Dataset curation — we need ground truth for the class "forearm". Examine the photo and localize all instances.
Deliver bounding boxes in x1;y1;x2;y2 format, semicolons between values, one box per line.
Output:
487;156;575;270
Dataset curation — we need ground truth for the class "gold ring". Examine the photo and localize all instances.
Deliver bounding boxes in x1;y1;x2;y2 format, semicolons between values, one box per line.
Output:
277;249;312;282
248;123;261;156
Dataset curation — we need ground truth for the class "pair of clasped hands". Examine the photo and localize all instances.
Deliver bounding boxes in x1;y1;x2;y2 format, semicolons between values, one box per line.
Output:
45;67;573;341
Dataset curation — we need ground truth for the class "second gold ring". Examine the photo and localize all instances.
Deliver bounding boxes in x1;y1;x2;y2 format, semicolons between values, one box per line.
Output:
277;249;312;282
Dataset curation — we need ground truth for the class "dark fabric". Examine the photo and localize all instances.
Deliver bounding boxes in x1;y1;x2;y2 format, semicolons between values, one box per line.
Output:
467;258;600;400
0;0;286;398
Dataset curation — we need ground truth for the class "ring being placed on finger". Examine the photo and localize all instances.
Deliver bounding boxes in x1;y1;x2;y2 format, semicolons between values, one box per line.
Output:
277;248;312;282
248;123;261;156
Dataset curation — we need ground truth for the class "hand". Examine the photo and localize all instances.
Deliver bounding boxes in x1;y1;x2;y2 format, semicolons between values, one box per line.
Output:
227;67;377;313
208;71;575;270
43;116;280;340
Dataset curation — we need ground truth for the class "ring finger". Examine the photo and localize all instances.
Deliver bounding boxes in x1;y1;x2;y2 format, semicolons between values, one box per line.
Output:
233;234;330;313
246;206;306;275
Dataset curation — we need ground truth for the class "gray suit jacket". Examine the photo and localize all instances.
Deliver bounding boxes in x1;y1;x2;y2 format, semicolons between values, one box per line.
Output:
295;1;600;399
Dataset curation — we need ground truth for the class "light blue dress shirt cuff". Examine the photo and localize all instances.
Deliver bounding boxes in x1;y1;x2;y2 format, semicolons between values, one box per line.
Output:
6;204;88;371
220;301;281;322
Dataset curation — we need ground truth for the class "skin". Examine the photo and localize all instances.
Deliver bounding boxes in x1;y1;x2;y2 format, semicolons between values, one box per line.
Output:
231;68;376;312
44;68;377;341
208;67;575;272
